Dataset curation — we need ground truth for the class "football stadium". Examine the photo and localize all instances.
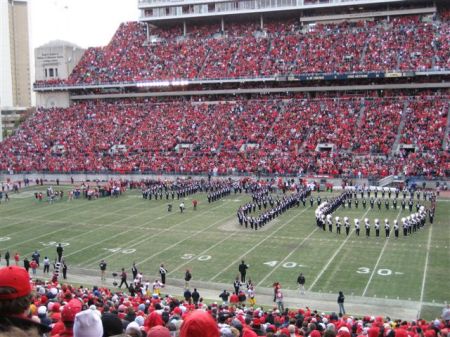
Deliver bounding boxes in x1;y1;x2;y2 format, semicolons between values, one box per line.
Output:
0;0;449;336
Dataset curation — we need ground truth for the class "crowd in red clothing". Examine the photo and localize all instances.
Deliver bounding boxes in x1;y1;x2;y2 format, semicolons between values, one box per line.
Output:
0;94;447;177
33;13;449;88
353;99;403;155
400;99;448;152
6;273;450;337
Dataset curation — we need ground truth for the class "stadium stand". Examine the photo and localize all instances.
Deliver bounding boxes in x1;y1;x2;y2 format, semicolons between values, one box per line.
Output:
33;13;450;87
0;95;448;177
7;9;450;179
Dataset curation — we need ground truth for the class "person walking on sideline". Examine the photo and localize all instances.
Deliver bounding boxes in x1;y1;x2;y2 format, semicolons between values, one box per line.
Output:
119;268;129;289
4;251;10;266
184;269;192;289
233;276;241;295
238;260;249;282
131;262;138;280
275;288;284;312
62;261;68;279
297;273;306;294
219;289;230;305
56;243;64;262
23;257;30;273
30;259;38;278
14;252;20;266
43;256;50;274
99;260;107;281
192;288;200;306
337;291;346;315
159;264;167;284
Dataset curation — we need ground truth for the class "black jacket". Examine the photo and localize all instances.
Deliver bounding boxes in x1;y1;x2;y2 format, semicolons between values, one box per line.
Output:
0;315;52;335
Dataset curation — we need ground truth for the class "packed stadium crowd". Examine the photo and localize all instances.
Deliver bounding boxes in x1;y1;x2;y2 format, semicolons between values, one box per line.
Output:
0;95;447;177
0;265;449;337
33;12;450;87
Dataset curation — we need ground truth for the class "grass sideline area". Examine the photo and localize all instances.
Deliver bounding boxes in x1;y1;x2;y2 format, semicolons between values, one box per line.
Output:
0;185;448;320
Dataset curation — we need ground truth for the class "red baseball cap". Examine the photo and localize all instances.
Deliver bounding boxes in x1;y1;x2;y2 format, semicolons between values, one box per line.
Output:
61;299;82;322
0;266;32;300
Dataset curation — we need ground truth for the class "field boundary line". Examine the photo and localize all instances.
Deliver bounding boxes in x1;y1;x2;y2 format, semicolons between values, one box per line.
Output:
209;206;312;282
168;232;238;275
256;227;319;287
361;208;403;296
308;207;371;291
86;201;233;267
417;224;433;318
135;213;235;268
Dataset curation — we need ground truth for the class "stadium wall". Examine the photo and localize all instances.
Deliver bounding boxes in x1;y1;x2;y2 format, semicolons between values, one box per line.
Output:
0;172;365;187
0;172;446;189
36;91;70;108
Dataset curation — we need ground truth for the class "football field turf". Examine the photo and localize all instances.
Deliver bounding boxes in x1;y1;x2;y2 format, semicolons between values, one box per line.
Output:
0;186;448;311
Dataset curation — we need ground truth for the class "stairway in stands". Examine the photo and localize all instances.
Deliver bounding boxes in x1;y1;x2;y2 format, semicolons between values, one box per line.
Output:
390;100;410;155
443;102;450;151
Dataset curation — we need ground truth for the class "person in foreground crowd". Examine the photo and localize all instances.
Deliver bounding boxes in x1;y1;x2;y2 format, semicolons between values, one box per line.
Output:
0;266;51;335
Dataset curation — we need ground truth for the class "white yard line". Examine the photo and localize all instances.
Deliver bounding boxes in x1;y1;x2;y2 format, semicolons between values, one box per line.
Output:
361;208;402;296
22;225;110;258
135;213;235;267
86;201;233;267
4;227;69;250
4;196;160;253
0;193;135;233
256;227;319;287
168;232;238;275
209;206;312;282
417;225;433;318
361;239;389;296
0;201;97;231
63;229;136;258
61;200;191;261
308;207;371;291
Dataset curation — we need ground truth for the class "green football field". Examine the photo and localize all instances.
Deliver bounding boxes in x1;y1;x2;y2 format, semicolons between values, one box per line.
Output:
0;185;449;307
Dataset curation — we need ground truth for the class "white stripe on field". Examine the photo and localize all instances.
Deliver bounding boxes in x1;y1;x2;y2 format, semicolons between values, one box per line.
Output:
417;225;433;318
209;206;312;282
84;201;232;266
168;232;238;275
308;207;371;291
361;208;402;296
256;227;319;287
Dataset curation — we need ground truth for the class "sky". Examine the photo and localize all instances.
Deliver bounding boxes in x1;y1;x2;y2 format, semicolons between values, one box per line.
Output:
29;0;139;50
27;0;138;104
